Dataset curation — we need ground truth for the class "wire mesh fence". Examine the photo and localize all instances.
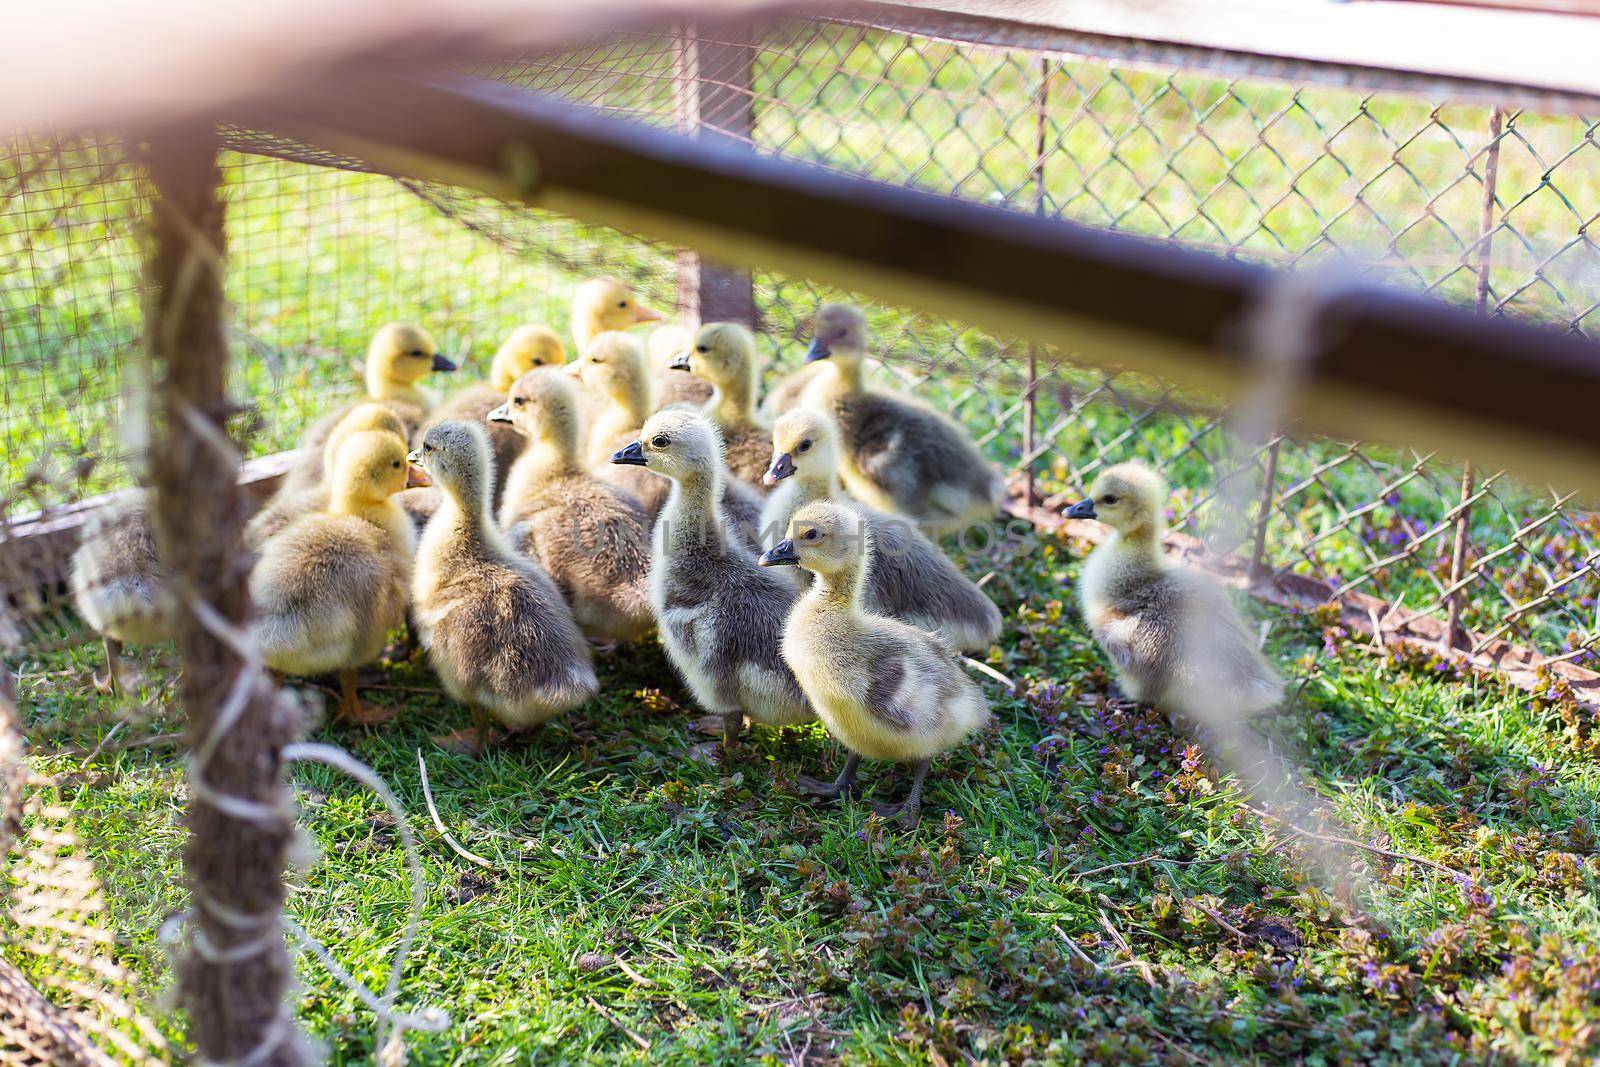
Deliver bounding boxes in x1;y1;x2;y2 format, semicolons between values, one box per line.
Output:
2;4;1600;1054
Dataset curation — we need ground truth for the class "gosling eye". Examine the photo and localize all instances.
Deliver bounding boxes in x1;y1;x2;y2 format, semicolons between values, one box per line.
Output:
798;439;812;453
804;529;820;541
1101;494;1119;505
650;434;670;449
513;397;525;406
422;443;433;453
617;300;628;309
696;344;708;354
391;460;402;469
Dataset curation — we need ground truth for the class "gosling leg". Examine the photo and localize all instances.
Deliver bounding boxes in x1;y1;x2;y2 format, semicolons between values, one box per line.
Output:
94;636;125;695
796;752;862;802
334;668;398;726
722;710;744;757
870;759;931;828
432;705;499;756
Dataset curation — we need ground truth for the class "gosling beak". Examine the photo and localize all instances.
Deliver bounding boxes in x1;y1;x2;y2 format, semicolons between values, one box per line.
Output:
634;303;664;324
763;452;796;486
611;440;648;466
487;402;512;424
405;463;431;489
758;538;800;567
431;353;459;373
668;350;692;371
1065;499;1097;520
562;360;584;378
803;337;832;363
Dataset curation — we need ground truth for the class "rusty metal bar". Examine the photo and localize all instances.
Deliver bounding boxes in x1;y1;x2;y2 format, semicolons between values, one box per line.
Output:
1446;105;1506;650
143;125;304;1067
231;73;1600;494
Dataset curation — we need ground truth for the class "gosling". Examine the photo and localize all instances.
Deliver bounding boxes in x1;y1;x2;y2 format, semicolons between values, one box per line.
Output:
669;322;772;490
426;324;567;507
800;303;1001;536
288;323;457;492
760;500;990;827
491;371;653;645
1066;461;1284;723
612;410;812;750
580;331;763;548
762;408;1001;653
70;491;175;693
251;430;425;725
411;420;598;752
247;402;409;548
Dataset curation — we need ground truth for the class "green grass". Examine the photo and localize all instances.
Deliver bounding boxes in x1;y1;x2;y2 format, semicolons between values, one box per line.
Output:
10;533;1600;1064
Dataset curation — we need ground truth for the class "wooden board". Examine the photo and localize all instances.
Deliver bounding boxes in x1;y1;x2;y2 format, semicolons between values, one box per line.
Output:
876;0;1600;109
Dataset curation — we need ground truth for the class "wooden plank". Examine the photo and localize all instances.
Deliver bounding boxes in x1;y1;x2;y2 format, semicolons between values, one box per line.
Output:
865;0;1600;109
231;75;1600;497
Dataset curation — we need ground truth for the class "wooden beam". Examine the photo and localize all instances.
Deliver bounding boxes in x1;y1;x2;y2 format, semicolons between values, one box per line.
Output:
232;74;1600;496
869;0;1600;112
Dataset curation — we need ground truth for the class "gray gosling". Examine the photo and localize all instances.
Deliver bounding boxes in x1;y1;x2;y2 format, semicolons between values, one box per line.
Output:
669;322;773;490
411;420;598;753
251;429;424;724
762;408;1001;652
612;410;812;750
70;491;176;693
1066;461;1284;723
799;303;1001;537
578;331;764;549
490;370;653;645
759;500;990;827
287;323;457;493
425;324;567;508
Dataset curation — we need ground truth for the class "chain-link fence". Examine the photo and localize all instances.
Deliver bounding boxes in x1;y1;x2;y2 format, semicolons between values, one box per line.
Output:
3;4;1600;1056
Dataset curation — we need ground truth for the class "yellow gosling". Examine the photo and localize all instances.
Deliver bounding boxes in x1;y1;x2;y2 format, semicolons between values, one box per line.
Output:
251;429;425;725
759;499;990;827
1066;461;1284;723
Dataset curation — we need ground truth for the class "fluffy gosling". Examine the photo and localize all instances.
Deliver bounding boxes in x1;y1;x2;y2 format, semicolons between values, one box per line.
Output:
288;323;457;492
762;408;1001;652
800;303;1001;536
70;492;175;693
759;500;989;827
491;371;653;644
669;322;772;490
427;324;568;507
251;429;426;724
612;410;812;749
411;420;597;752
1066;461;1284;723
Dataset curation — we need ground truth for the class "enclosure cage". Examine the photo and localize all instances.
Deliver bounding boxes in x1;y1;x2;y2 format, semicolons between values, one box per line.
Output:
3;0;1600;1060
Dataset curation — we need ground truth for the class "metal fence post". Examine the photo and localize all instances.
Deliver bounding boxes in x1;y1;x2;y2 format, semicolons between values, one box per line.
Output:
1250;436;1283;583
145;127;305;1066
673;23;758;326
1021;56;1051;507
1446;106;1505;651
